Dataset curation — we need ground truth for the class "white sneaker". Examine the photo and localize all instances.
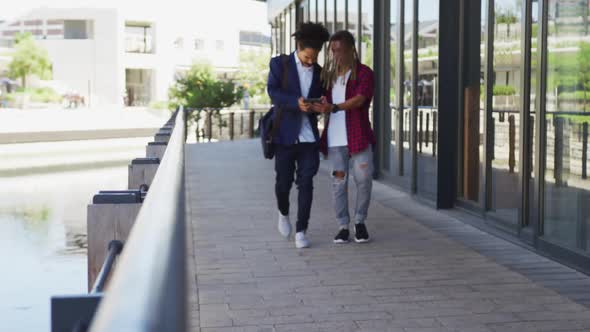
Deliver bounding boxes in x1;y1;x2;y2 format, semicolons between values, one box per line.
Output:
278;212;292;238
295;232;310;248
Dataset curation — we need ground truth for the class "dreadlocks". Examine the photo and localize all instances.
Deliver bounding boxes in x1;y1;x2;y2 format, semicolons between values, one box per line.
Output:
321;30;359;90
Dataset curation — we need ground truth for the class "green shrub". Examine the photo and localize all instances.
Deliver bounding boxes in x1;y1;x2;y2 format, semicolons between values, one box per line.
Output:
30;87;62;103
493;85;516;96
149;100;173;110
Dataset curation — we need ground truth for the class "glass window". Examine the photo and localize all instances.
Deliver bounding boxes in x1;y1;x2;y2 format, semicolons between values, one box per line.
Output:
319;0;326;26
125;69;153;106
336;0;346;31
271;23;277;55
401;0;413;183
64;20;92;39
317;0;327;65
194;39;204;51
327;0;335;33
360;0;373;68
284;11;290;53
310;0;317;22
488;0;523;224
458;1;486;204
280;14;285;54
291;5;297;50
416;0;439;198
348;0;359;43
390;0;399;176
543;0;590;253
125;22;154;53
302;0;309;22
173;37;183;49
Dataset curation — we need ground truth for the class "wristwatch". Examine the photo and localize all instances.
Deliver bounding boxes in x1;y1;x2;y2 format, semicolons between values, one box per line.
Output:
331;104;340;113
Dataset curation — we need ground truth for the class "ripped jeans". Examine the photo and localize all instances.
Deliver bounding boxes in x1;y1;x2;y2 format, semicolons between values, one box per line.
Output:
328;145;373;227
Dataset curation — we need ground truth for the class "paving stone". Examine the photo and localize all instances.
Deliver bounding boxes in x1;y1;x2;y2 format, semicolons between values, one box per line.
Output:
185;140;590;331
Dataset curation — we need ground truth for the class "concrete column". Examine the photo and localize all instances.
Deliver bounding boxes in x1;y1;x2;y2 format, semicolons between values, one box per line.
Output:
87;191;142;291
128;157;160;190
146;141;167;160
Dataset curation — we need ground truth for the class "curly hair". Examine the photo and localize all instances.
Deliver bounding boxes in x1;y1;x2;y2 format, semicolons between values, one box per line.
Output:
291;22;330;51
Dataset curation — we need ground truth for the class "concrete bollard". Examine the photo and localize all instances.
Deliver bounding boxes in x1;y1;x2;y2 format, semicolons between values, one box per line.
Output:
146;141;167;160
128;157;160;190
154;132;171;143
87;191;142;291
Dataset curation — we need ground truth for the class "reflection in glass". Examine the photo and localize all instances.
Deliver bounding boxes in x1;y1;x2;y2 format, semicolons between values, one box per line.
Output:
291;6;297;50
390;0;399;176
543;1;590;253
416;0;439;198
458;2;486;204
361;0;374;68
336;0;346;31
402;0;413;178
125;24;153;54
489;0;522;225
348;0;360;48
327;0;334;32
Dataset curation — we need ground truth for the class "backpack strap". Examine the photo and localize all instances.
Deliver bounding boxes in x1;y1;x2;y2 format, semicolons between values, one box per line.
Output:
270;54;290;141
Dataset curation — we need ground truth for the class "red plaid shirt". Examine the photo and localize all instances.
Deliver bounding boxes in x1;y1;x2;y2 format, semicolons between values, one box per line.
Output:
319;62;375;155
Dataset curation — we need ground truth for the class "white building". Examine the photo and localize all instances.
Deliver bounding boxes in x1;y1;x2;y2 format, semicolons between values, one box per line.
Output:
0;0;270;109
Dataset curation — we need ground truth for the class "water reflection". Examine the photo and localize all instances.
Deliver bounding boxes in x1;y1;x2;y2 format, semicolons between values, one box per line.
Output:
0;137;148;331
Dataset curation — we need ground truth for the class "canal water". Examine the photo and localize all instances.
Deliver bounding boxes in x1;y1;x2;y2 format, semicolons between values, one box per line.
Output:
0;137;151;331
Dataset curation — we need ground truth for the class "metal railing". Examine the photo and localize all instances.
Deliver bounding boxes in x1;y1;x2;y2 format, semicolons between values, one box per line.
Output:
90;240;124;294
88;107;187;331
187;107;268;142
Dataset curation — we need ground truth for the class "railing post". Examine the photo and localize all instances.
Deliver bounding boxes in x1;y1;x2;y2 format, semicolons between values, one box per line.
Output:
554;116;564;186
583;122;588;179
530;115;535;178
425;112;430;148
248;110;255;138
207;111;213;142
240;113;244;135
490;116;496;160
128;158;159;190
509;114;515;173
418;110;423;153
87;192;142;291
433;111;438;157
229;112;235;140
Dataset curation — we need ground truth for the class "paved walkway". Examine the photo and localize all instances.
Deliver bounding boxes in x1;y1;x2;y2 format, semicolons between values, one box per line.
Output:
185;140;590;332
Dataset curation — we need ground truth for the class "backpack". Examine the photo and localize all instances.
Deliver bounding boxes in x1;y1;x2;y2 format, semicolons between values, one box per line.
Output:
259;54;290;159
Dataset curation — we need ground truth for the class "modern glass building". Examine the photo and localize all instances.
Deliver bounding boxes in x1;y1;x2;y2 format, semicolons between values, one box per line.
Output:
267;0;590;272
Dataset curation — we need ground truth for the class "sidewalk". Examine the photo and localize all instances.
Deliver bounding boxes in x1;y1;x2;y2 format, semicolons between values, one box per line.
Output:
185;139;590;332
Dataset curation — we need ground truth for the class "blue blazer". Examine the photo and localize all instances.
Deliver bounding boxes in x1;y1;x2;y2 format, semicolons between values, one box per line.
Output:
267;53;324;146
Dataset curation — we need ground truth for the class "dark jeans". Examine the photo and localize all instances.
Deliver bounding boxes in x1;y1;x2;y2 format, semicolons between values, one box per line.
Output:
275;143;320;233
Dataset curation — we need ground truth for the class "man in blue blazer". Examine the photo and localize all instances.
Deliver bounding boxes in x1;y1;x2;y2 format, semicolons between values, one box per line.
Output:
267;22;330;249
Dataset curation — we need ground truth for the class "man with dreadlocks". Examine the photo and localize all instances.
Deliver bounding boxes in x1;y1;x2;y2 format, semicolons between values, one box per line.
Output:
313;30;375;244
267;22;330;249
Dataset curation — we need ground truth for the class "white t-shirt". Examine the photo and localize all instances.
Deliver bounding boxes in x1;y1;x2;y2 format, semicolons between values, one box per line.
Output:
328;70;351;147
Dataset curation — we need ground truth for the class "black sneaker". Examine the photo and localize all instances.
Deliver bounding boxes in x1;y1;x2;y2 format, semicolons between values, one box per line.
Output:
354;224;370;243
333;228;349;243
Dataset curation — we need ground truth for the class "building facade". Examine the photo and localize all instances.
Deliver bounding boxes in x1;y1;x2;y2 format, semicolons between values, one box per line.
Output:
267;0;590;273
0;1;269;108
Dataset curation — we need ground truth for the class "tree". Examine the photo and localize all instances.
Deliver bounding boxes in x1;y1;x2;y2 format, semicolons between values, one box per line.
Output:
496;6;518;39
577;42;590;111
169;63;244;141
237;49;271;106
7;32;51;89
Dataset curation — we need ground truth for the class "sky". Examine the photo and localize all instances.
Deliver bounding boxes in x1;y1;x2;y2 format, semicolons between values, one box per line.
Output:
0;0;270;34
